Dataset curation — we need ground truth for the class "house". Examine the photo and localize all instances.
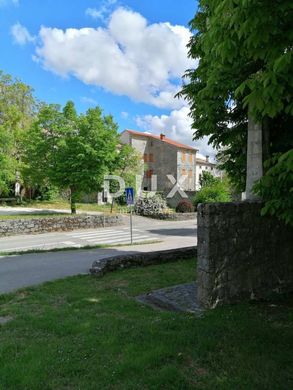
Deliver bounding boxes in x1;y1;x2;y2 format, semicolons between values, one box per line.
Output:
195;155;221;190
120;129;219;198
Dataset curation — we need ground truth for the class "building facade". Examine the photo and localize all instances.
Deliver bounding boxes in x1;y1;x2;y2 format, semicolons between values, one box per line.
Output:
120;129;219;195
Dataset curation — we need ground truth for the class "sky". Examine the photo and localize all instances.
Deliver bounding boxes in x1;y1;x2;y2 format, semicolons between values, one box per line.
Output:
0;0;215;157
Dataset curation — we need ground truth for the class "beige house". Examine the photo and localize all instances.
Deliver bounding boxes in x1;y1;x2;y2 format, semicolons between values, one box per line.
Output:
120;129;218;195
195;156;221;190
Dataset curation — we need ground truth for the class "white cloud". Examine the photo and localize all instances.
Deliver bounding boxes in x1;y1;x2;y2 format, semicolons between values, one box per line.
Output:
136;106;217;158
11;23;35;45
121;111;129;119
85;0;117;22
33;7;194;109
81;96;98;105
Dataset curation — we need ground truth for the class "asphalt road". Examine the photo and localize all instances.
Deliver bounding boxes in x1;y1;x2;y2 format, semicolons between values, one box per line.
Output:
0;215;196;253
0;215;197;294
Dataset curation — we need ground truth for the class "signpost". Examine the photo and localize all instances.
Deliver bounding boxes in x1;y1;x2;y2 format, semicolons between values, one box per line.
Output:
125;187;134;244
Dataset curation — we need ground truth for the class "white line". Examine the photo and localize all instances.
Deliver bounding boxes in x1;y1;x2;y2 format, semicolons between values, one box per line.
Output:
84;232;141;241
69;231;125;238
66;229;122;237
61;241;77;245
73;232;132;240
79;232;130;240
86;235;150;243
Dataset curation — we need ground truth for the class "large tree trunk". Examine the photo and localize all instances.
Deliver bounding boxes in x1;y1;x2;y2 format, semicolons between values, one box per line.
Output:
262;116;270;172
70;187;77;214
244;114;263;200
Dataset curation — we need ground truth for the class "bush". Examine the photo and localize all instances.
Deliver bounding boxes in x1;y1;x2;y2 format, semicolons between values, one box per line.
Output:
134;193;168;216
254;150;293;226
193;181;231;208
176;199;194;213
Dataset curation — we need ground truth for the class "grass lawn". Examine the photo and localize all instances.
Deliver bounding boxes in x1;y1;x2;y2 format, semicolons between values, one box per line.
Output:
0;213;68;220
17;199;121;214
0;258;292;389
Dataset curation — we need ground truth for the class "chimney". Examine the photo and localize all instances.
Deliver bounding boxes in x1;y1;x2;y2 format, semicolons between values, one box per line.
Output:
206;155;209;162
160;133;165;141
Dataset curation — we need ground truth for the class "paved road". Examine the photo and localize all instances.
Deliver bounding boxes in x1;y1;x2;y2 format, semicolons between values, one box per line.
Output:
0;215;196;253
0;215;197;294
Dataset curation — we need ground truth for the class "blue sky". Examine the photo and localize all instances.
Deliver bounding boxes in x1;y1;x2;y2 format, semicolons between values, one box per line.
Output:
0;0;214;156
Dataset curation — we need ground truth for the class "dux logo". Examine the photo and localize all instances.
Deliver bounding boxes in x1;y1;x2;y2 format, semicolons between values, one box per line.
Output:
103;174;188;201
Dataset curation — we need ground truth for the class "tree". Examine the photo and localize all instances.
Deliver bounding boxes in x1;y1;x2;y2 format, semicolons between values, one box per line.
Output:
178;0;293;223
23;102;119;213
0;70;36;194
199;171;218;188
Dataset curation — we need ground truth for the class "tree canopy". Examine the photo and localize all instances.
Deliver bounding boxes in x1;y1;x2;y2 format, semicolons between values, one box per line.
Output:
0;70;36;194
23;101;119;213
179;0;293;224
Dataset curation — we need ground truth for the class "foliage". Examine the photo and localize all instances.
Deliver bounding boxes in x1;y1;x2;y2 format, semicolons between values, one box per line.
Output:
134;193;168;216
23;101;119;213
0;70;36;193
176;199;194;213
193;179;231;207
35;185;60;201
254;150;293;226
178;0;293;221
199;171;218;188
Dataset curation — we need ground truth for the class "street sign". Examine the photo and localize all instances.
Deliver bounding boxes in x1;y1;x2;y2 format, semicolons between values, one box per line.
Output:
126;187;134;205
125;188;134;244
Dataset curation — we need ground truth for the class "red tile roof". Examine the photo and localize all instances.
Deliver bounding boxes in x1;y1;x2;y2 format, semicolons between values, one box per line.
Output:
122;129;198;151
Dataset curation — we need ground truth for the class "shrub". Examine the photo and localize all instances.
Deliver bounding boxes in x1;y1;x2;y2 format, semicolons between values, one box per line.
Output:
253;150;293;226
134;193;168;216
193;181;231;208
176;199;194;213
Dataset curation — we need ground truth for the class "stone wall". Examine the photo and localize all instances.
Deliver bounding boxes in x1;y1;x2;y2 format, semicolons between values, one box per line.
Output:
0;214;123;236
145;212;197;221
90;246;197;277
197;201;293;308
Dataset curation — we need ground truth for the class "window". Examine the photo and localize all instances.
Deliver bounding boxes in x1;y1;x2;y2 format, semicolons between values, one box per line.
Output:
149;153;154;162
146;169;153;178
199;165;202;169
182;168;187;176
188;169;193;178
189;154;193;163
143;153;148;163
182;152;186;162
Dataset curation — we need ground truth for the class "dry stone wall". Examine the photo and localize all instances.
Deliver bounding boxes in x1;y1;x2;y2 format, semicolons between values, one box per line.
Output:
197;201;293;308
144;212;196;221
0;214;123;236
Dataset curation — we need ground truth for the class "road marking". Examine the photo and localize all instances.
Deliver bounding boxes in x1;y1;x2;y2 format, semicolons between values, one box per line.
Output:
61;241;77;245
67;229;123;237
69;231;125;239
79;231;131;240
85;235;150;243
